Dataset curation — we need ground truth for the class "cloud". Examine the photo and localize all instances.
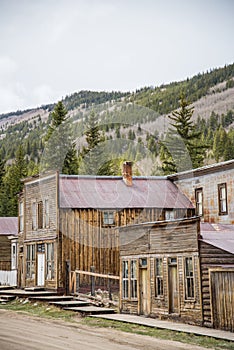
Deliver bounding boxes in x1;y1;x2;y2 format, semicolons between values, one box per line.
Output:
0;56;18;79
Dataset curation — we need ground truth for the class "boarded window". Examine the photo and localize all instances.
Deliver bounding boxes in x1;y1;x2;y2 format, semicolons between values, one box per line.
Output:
26;245;36;279
185;257;194;299
38;201;43;229
32;202;37;230
103;211;115;225
218;183;228;215
195;188;203;216
46;243;55;280
130;260;137;299
122;260;129;299
155;258;163;297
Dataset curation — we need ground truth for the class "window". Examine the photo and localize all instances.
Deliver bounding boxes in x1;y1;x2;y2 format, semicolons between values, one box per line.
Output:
38;201;43;229
218;183;228;215
122;260;129;299
130;260;137;299
103;211;115;225
185;257;194;299
11;243;17;270
155;258;163;297
165;210;175;220
32;202;37;230
45;199;49;227
46;243;55;280
19;201;24;232
195;188;203;216
26;245;36;279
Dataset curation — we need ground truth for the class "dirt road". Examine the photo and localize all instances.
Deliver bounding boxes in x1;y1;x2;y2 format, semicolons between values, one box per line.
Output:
0;310;212;350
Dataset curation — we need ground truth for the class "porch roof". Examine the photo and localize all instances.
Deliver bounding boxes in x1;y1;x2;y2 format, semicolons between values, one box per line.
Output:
0;217;18;236
200;223;234;255
59;175;194;210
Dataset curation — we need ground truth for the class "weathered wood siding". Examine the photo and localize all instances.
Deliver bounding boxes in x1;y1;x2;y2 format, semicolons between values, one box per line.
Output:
119;218;203;325
199;240;234;328
0;236;11;271
173;167;234;224
20;173;58;289
59;208;194;289
24;174;58;240
120;219;200;256
210;268;234;332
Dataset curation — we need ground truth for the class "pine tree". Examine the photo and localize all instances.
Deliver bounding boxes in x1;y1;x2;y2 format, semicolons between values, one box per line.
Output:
0;145;27;216
42;101;78;174
79;111;114;175
161;94;207;173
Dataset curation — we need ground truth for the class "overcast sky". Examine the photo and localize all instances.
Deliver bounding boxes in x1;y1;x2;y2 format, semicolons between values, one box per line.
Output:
0;0;233;114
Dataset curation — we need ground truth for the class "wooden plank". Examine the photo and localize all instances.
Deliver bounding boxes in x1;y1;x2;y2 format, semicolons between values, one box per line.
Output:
75;270;120;280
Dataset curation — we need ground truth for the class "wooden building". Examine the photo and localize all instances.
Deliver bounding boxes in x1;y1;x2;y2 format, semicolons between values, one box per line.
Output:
199;223;234;332
18;162;195;292
119;217;203;326
169;160;234;224
0;217;18;286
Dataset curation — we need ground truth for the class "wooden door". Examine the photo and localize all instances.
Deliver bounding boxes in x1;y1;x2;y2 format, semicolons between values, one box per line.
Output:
169;265;178;313
210;270;234;332
140;268;148;315
37;253;45;286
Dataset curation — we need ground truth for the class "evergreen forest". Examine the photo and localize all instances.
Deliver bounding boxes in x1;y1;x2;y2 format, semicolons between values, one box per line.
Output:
0;63;234;216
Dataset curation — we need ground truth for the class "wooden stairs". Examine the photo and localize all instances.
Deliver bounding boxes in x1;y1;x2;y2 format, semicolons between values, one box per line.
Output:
0;287;116;315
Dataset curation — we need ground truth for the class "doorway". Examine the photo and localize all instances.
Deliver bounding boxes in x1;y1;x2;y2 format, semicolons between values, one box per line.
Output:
168;259;178;313
37;253;45;286
140;268;148;315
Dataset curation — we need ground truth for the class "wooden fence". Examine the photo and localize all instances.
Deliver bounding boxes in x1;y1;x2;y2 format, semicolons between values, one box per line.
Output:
70;269;120;297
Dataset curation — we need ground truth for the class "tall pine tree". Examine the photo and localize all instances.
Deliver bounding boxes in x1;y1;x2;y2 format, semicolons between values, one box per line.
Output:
161;94;207;174
79;111;116;175
42;101;78;174
0;145;27;216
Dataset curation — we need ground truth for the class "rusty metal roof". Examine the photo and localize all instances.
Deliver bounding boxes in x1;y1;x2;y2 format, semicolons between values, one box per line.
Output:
59;175;194;209
0;217;18;236
200;223;234;255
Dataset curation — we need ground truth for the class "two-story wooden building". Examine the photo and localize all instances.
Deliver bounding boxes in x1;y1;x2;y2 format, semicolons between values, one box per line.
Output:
18;162;195;293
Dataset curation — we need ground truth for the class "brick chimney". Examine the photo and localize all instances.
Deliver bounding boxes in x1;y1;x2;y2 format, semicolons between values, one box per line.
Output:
122;161;133;186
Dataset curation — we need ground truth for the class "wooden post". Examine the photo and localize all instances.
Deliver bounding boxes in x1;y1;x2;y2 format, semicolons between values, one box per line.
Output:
65;260;70;295
76;272;79;294
90;266;95;296
108;274;112;300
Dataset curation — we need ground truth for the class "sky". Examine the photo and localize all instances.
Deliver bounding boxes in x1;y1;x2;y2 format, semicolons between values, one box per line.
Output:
0;0;233;114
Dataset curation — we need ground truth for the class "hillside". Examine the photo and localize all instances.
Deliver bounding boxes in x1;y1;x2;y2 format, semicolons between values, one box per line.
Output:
0;63;233;172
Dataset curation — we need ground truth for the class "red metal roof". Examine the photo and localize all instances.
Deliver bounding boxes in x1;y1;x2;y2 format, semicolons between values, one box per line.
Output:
200;223;234;255
59;176;194;209
0;217;18;236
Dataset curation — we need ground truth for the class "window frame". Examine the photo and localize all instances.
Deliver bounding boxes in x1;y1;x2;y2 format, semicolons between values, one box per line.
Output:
184;257;195;300
122;260;129;299
130;260;137;299
103;211;115;226
46;243;55;280
218;183;228;215
155;258;164;297
26;244;36;279
19;201;24;232
32;202;37;230
37;201;43;229
195;188;203;216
